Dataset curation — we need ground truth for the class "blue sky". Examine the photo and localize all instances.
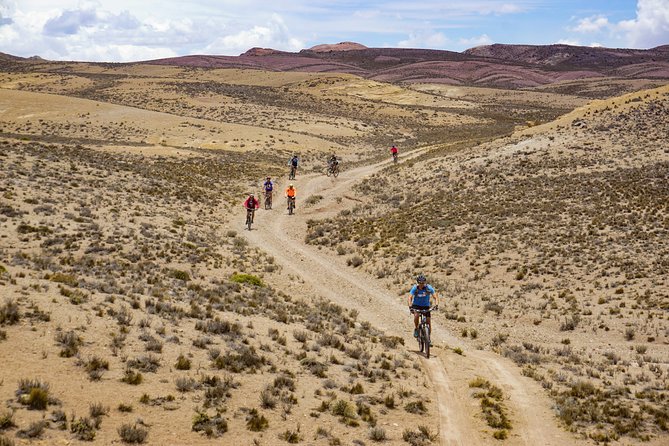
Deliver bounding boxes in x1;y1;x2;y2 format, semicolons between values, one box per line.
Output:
0;0;667;62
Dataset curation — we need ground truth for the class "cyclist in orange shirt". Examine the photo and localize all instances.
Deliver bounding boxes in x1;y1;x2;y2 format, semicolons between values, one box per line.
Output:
285;184;296;211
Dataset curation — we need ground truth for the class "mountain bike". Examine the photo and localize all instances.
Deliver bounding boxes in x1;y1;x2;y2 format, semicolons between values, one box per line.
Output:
245;208;255;230
326;162;339;177
392;152;398;164
264;191;272;210
412;306;437;358
287;196;295;215
289;165;297;180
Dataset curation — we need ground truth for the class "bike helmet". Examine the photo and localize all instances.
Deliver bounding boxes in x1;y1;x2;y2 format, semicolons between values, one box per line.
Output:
289;183;294;188
416;274;427;284
249;193;254;197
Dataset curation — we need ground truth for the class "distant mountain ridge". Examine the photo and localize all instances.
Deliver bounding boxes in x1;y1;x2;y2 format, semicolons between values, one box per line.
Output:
3;42;669;89
143;42;669;88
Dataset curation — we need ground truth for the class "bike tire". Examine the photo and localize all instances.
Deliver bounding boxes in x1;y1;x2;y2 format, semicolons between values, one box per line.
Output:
423;326;430;358
326;168;331;177
265;196;271;210
418;327;424;353
246;214;252;231
333;167;339;178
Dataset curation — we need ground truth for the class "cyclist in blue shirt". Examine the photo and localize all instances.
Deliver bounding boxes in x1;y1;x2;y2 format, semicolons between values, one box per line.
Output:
408;274;439;341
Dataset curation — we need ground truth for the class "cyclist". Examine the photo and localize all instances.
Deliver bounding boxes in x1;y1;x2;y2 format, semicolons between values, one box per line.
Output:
327;154;339;173
390;144;398;162
243;193;260;223
263;176;274;206
285;183;296;211
408;274;439;343
288;155;299;179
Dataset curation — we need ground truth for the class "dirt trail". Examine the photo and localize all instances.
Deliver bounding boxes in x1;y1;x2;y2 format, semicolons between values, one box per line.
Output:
238;149;585;446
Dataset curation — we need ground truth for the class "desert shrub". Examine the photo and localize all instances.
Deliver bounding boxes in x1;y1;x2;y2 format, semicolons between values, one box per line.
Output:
71;416;96;441
81;355;109;380
0;299;20;325
404;400;427;414
121;369;143;385
301;357;328;377
0;411;15;430
293;330;309;343
347;255;363;267
118;423;148;443
176;377;198;393
230;273;264;287
127;354;160;372
212;346;266;373
260;389;277;409
17;420;47;438
246;408;269;431
48;272;78;287
16;379;53;410
279;427;302;443
89;402;109;419
0;435;14;446
402;425;437;445
369;426;387;441
169;269;190;281
192;411;227;437
117;403;133;412
174;354;191;370
55;330;83;357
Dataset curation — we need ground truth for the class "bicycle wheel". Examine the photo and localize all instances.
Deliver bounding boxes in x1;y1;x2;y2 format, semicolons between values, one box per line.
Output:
288;201;294;215
422;326;430;358
333;168;339;178
417;326;425;353
246;213;252;231
265;195;271;210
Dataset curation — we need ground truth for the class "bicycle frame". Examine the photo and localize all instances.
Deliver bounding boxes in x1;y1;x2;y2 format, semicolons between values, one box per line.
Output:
412;306;436;358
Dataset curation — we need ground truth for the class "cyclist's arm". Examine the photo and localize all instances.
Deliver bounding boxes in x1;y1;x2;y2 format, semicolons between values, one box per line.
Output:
432;289;439;307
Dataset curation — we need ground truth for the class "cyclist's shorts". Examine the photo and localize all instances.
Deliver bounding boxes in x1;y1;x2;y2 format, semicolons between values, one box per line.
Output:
411;305;431;316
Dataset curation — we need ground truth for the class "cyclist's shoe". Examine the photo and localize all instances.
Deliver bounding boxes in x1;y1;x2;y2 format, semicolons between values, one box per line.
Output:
413;329;419;338
429;341;433;347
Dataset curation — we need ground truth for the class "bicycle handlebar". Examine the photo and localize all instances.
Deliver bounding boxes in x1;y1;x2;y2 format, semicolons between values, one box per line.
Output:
410;305;438;314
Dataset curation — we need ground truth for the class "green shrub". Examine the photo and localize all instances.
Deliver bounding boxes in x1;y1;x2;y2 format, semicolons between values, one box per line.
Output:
246;408;269;432
0;410;16;429
48;272;79;287
71;416;96;441
175;354;191;370
230;273;264;287
169;269;190;281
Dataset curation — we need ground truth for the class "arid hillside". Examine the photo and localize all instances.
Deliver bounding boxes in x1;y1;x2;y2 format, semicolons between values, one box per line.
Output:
305;85;669;443
0;53;667;446
141;43;669;88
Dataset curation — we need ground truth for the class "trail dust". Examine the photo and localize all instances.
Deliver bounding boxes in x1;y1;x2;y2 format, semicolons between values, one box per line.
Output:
235;146;586;446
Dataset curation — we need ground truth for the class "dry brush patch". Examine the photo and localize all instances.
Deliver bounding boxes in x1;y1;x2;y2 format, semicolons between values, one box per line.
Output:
305;90;669;442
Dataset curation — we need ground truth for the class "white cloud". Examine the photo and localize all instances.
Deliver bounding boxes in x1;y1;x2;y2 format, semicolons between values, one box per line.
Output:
569;0;669;49
398;30;450;49
572;16;610;33
202;14;304;55
618;0;669;48
458;34;493;47
557;38;581;46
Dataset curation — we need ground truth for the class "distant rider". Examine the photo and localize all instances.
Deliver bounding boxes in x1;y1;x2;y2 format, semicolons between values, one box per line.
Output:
328;154;339;172
263;176;274;204
243;193;260;223
289;155;299;178
390;145;398;161
408;274;439;344
285;183;296;211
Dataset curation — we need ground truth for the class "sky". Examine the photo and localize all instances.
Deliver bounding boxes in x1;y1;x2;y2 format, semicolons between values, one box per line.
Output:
0;0;668;62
